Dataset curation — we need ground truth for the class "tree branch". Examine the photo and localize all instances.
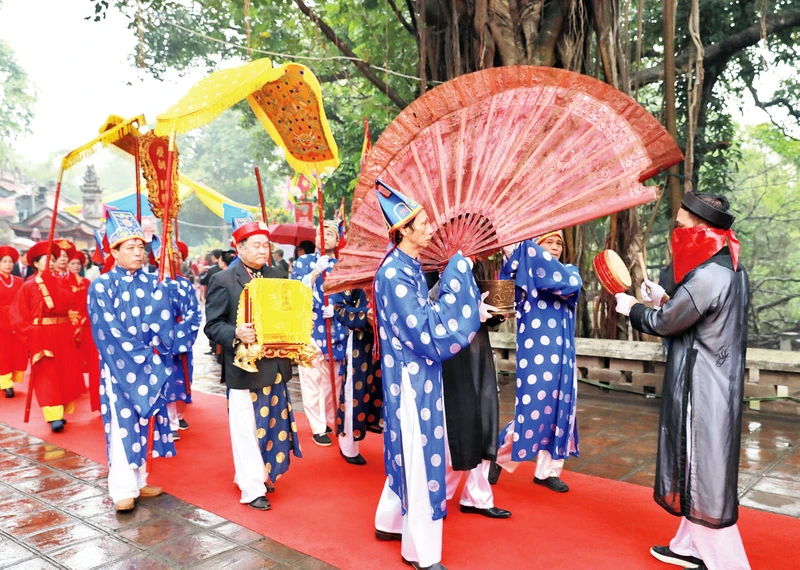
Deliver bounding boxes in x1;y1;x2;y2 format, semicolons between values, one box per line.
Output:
745;83;800;141
636;11;800;87
387;0;415;36
293;0;409;109
755;294;800;313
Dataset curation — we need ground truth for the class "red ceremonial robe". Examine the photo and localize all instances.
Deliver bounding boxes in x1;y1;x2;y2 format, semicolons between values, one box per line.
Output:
70;274;102;412
0;274;27;376
9;271;85;407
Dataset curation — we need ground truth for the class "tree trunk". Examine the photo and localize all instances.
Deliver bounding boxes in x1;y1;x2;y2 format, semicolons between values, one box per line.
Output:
662;0;682;223
413;0;652;339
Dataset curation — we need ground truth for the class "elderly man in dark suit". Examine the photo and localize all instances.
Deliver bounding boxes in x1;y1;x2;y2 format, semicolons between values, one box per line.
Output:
204;220;302;512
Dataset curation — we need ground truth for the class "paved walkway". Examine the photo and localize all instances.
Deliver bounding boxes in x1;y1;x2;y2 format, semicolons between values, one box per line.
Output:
1;321;798;569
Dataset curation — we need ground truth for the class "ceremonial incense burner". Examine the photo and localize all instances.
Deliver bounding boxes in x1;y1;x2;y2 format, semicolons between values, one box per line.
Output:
477;280;516;317
593;250;632;295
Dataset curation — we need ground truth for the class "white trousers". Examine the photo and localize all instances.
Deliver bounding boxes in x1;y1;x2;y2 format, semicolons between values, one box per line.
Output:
228;389;267;503
375;368;442;568
445;459;494;509
166;402;180;433
298;351;343;435
338;333;359;458
105;374;148;503
670;517;750;570
495;422;564;478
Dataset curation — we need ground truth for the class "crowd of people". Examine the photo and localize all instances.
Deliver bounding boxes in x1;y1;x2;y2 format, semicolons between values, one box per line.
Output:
0;187;751;570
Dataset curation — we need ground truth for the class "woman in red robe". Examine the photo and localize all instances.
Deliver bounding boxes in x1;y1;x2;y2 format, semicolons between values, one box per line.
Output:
9;241;85;432
0;246;27;398
68;249;101;412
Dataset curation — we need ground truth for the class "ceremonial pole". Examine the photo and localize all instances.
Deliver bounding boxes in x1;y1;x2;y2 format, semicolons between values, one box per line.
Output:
254;167;273;267
44;164;65;268
134;142;142;223
314;163;338;424
147;130;177;472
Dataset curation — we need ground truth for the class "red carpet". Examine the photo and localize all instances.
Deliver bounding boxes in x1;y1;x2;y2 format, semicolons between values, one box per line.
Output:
2;387;798;569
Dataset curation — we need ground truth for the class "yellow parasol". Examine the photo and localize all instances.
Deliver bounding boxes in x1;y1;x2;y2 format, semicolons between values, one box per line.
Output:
61;114;146;171
155;58;341;437
155;59;339;175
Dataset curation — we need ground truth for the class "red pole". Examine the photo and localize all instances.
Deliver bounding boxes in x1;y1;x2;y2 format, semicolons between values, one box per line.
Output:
254;167;273;267
134;141;142;223
314;165;338;430
45;166;65;268
148;131;177;472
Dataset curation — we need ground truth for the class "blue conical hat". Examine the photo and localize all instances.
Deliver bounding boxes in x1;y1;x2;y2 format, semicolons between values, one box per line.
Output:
375;179;423;235
106;210;145;249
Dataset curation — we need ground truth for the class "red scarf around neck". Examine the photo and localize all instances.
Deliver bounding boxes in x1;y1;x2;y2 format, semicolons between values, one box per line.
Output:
672;226;740;283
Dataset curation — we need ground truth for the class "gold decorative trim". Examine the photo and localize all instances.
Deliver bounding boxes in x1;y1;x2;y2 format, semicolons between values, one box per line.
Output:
31;350;55;365
32;317;71;325
35;275;54;310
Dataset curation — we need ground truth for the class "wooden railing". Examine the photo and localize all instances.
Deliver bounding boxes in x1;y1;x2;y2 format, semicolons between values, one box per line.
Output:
489;332;800;416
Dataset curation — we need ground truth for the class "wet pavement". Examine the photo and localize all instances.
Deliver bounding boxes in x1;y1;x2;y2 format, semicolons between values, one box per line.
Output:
1;313;798;569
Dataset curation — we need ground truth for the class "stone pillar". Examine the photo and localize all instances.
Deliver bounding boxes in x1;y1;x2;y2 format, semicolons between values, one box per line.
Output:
81;166;103;226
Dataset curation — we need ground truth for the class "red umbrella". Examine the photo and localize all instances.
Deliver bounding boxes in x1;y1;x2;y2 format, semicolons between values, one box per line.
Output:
269;223;316;246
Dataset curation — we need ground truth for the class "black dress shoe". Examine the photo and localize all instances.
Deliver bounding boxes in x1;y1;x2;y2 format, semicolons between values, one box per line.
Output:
488;462;501;485
325;426;332;434
534;476;569;492
340;451;367;465
312;433;332;446
179;419;189;430
4;387;14;398
247;496;271;510
266;482;275;493
50;420;65;433
650;546;704;569
375;528;402;541
402;557;447;570
366;425;383;434
459;505;511;519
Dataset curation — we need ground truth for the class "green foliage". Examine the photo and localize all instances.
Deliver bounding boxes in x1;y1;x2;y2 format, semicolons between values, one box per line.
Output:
0;39;37;161
727;124;800;346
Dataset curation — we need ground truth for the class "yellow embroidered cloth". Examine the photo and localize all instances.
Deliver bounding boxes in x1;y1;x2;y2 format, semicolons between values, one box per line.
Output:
155;59;338;175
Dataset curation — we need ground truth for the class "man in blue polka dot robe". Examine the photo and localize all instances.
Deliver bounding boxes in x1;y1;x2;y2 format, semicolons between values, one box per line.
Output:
290;222;346;447
491;230;583;493
88;212;191;512
372;181;489;570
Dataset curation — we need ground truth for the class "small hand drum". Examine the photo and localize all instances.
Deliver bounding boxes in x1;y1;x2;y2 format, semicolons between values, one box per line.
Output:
593;250;632;295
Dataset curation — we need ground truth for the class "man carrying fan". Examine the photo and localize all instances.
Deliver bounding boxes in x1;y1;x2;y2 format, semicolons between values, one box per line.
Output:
372;180;491;570
615;192;750;570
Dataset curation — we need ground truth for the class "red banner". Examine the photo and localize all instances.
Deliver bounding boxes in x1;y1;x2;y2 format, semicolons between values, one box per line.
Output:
139;131;180;221
294;201;314;227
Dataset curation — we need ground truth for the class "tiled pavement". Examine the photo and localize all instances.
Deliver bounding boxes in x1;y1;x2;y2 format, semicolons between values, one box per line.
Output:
1;315;798;569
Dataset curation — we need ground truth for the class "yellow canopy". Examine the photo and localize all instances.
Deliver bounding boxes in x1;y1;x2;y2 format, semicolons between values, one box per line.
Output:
155;59;338;175
62;115;146;171
62;174;257;220
178;175;260;218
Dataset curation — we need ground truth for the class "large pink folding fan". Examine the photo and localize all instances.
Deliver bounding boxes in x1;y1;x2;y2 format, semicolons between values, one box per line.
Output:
326;66;682;293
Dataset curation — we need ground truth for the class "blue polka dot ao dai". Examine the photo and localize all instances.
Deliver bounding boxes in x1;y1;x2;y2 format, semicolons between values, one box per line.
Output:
88;266;184;468
291;253;346;360
375;249;480;521
499;240;583;463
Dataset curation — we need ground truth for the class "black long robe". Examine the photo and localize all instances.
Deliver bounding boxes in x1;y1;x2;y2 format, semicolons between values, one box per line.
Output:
630;248;749;529
428;268;501;471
